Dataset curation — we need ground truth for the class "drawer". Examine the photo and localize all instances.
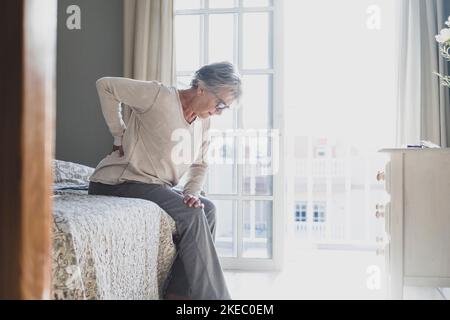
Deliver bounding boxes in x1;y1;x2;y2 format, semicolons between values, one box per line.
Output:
384;202;390;237
384;161;391;194
384;243;390;281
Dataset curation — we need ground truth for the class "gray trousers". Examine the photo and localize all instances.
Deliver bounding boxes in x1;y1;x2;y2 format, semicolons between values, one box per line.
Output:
88;181;231;300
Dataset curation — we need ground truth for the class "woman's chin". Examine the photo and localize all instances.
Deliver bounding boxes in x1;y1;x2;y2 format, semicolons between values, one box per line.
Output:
198;113;211;119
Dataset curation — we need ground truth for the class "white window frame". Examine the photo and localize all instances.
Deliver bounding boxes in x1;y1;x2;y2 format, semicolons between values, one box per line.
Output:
175;0;285;271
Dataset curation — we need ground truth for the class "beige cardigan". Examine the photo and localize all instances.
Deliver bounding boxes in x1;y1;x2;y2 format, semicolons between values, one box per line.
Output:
89;77;210;196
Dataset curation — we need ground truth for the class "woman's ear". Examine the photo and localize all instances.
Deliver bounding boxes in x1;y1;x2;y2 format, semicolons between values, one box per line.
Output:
196;86;205;97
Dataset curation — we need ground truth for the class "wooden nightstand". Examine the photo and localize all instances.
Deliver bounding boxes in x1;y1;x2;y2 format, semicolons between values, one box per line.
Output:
378;149;450;299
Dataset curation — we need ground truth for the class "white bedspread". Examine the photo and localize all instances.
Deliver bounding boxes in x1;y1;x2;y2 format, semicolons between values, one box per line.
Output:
52;189;172;300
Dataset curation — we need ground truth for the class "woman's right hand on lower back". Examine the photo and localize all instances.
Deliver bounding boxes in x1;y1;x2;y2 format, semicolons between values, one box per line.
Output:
112;145;124;157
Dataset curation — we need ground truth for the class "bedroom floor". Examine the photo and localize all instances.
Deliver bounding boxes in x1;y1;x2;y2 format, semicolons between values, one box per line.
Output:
223;247;448;300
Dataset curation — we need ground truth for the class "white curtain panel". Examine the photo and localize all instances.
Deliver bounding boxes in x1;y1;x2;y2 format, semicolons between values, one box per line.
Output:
396;0;450;147
123;0;176;123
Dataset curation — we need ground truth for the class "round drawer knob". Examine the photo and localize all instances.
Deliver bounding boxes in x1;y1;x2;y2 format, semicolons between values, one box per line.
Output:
376;171;385;181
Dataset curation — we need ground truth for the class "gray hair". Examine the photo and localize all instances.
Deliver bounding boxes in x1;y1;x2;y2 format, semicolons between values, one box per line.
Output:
191;62;242;99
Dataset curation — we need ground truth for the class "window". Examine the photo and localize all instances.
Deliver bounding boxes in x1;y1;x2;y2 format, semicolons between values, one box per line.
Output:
285;0;396;245
295;202;307;222
313;203;326;223
314;146;327;158
175;0;279;268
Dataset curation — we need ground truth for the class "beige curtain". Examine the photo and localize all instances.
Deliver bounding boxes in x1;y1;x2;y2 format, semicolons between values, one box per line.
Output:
123;0;176;123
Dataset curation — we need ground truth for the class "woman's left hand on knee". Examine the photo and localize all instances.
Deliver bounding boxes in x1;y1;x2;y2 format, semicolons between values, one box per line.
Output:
183;194;205;209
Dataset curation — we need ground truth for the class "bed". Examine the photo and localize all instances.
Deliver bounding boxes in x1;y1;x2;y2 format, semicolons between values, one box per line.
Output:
51;160;178;300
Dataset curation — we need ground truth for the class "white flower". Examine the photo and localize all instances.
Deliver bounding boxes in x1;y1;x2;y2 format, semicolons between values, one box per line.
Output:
446;16;450;27
435;28;450;43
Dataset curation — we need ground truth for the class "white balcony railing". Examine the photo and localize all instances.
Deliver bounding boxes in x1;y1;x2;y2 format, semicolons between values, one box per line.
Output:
295;159;346;177
294;222;347;241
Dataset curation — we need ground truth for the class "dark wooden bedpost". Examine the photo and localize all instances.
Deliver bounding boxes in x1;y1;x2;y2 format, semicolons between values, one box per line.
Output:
0;0;57;299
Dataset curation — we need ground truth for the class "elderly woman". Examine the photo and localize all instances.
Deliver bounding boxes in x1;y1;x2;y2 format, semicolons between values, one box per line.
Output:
88;62;241;300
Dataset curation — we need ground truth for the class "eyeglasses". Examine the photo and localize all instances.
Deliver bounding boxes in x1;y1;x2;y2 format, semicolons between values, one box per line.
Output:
208;89;231;111
215;101;231;111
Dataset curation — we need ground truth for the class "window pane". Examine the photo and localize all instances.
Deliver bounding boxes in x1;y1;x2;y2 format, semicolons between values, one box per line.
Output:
206;135;237;194
209;14;235;64
243;13;270;69
215;200;237;257
243;201;272;258
175;0;202;10
241;74;273;196
211;105;235;130
209;0;236;8
175;15;201;72
176;76;192;89
242;132;274;195
207;108;237;195
243;0;270;7
241;75;271;129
